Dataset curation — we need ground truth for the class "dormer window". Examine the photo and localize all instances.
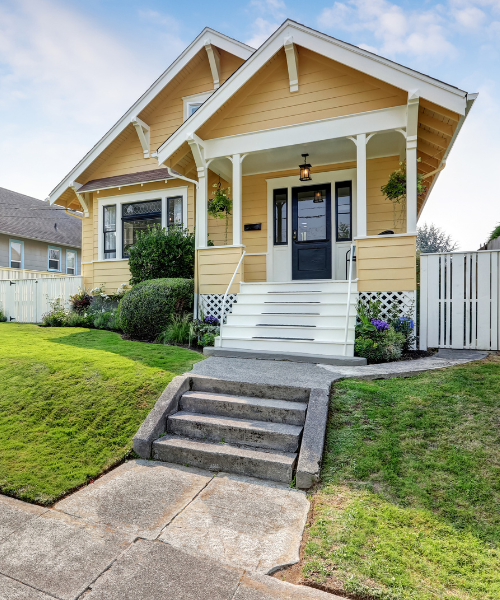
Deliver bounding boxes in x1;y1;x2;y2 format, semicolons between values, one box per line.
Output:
182;91;212;122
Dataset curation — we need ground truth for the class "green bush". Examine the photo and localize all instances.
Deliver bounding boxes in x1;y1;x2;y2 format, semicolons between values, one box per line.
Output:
158;313;193;345
66;310;94;328
128;225;195;285
119;278;194;340
40;298;68;327
93;310;119;331
0;309;7;323
200;333;216;347
354;337;384;362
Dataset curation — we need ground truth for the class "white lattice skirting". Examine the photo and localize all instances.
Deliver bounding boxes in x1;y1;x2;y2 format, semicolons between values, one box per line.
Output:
199;294;237;322
358;290;416;321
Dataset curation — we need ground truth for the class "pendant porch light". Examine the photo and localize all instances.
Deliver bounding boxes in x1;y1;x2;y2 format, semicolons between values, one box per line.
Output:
299;154;312;181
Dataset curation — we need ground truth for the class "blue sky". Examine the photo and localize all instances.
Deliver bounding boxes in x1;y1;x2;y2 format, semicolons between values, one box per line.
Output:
0;0;498;249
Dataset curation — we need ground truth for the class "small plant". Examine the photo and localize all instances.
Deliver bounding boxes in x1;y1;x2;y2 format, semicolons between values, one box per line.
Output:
69;288;91;313
0;304;7;322
93;311;119;331
41;298;68;327
200;333;216;347
158;313;193;345
66;311;94;328
381;160;427;229
191;314;220;347
208;181;232;245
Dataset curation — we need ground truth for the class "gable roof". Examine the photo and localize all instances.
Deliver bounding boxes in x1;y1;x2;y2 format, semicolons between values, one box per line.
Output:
157;19;470;166
0;187;81;248
78;168;175;193
47;28;254;206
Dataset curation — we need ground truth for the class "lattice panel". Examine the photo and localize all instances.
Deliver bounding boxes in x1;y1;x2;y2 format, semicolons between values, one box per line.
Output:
358;291;416;321
199;294;237;322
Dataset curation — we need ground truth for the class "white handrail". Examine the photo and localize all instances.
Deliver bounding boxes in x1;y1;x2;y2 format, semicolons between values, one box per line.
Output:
343;243;355;356
218;250;246;342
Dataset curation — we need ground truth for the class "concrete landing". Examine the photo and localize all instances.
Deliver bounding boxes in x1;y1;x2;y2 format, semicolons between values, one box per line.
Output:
204;346;366;366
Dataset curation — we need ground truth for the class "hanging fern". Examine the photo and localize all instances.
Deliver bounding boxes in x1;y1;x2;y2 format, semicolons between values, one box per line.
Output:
208;183;232;245
381;160;428;204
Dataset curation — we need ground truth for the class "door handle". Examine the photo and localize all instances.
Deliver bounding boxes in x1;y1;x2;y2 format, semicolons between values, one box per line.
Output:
293;230;297;240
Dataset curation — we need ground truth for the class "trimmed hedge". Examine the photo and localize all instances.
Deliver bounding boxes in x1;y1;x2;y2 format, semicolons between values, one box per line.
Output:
118;278;194;340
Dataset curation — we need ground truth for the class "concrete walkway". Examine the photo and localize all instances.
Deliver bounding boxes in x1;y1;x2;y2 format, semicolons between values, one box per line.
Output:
191;348;489;389
0;461;339;600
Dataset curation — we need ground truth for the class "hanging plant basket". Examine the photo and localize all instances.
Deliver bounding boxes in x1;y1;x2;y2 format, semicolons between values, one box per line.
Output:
208;180;232;245
381;160;428;229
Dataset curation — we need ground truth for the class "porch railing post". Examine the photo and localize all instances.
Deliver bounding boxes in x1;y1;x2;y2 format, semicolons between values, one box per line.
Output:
232;153;242;246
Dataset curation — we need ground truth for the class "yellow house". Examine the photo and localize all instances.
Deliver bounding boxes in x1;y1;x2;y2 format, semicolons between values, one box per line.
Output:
47;20;475;358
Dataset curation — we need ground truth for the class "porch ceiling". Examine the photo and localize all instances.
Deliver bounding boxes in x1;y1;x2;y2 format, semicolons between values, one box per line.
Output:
208;130;405;179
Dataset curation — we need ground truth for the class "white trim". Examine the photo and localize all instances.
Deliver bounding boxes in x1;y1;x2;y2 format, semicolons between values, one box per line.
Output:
355;232;416;240
183;91;213;122
205;41;221;89
66;249;77;275
97;186;188;261
157;20;467;166
284;36;299;93
0;230;80;249
47;28;254;205
130;116;151;158
265;168;357;282
202;106;407;160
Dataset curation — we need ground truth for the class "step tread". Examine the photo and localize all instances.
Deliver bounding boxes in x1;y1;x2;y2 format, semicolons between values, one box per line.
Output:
225;324;350;330
169;411;303;436
154;435;297;464
220;336;353;345
182;391;307;412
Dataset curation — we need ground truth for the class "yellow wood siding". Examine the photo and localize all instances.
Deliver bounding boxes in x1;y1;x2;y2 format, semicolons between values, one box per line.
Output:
207;170;233;246
199;47;407;140
356;235;416;292
93;260;131;294
366;156;405;235
198;246;243;294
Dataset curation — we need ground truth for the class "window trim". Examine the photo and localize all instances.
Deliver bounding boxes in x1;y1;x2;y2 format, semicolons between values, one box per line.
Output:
121;200;162;258
97;187;188;262
47;245;62;272
273;188;288;246
103;204;117;260
182;91;213;122
335;180;353;242
66;250;77;275
9;239;24;269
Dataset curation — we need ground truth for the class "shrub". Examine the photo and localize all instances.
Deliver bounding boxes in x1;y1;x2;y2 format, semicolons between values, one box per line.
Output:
192;315;220;346
158;313;193;345
128;225;195;285
69;288;91;313
0;305;7;322
200;333;216;347
93;310;119;331
66;310;94;328
119;278;194;340
354;337;384;362
41;298;68;327
381;328;405;361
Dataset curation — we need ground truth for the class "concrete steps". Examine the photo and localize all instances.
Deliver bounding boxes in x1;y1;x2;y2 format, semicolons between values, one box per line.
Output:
152;388;308;483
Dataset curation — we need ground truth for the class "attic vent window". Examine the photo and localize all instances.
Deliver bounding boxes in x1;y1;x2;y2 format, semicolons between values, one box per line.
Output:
188;103;203;116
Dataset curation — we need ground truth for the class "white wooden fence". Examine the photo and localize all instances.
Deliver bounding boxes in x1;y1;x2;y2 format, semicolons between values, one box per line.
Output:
0;277;83;323
0;267;74;281
420;250;500;350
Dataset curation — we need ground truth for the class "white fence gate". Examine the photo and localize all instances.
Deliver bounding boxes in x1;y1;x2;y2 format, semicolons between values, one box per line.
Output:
0;277;83;323
420;250;500;350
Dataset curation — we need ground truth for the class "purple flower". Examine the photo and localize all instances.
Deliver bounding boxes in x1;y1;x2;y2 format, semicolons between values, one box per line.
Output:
204;315;219;326
371;318;390;331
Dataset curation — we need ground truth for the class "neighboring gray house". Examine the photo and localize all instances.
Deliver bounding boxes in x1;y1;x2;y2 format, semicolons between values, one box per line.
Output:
0;187;81;275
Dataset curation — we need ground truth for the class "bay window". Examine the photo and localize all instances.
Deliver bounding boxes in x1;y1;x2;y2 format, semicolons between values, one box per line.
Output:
122;199;162;257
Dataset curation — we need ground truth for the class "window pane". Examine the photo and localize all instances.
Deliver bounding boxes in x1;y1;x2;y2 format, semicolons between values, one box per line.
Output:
297;189;327;241
67;253;75;274
123;217;161;257
104;232;116;258
10;242;22;268
122;200;161;217
167;196;183;227
273;191;287;245
49;248;60;270
336;183;352;241
188;103;202;116
104;205;116;231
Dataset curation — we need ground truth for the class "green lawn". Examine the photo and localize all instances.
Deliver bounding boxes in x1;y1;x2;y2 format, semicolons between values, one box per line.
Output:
0;323;203;504
302;356;500;600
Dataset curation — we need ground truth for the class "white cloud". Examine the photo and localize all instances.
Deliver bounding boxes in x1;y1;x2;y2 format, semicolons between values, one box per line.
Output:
244;0;287;48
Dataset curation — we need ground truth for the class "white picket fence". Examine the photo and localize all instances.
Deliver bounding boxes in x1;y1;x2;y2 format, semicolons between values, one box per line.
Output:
420;250;500;350
0;277;83;323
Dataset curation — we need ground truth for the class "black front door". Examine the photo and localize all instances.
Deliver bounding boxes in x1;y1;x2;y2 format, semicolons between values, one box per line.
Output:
292;184;332;280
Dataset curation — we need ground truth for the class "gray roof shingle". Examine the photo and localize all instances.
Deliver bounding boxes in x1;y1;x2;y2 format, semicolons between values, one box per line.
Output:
78;168;174;192
0;187;81;248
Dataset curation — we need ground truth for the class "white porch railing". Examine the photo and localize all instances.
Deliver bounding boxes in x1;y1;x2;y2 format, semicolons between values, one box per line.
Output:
0;267;74;280
218;251;246;341
420;250;500;350
0;276;83;323
343;243;356;355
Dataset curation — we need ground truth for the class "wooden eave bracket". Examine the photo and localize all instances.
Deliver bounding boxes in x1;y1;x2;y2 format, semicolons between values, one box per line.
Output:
205;39;221;90
69;182;89;217
284;36;299;93
131;116;151;158
186;132;206;169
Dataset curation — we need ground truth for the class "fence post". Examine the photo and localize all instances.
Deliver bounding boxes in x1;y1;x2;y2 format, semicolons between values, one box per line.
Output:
419;255;428;350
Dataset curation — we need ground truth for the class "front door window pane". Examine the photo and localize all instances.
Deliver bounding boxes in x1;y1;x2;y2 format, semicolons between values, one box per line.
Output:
167;196;183;227
297;189;327;241
273;190;287;245
10;241;22;268
336;183;352;241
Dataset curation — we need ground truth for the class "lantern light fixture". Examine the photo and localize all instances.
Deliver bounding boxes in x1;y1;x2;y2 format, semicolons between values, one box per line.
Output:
299;154;312;181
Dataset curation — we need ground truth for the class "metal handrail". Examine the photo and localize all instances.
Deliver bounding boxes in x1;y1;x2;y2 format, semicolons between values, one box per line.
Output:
218;250;246;342
343;243;356;356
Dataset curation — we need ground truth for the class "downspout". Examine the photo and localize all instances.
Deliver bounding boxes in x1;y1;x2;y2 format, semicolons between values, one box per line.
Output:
164;166;199;189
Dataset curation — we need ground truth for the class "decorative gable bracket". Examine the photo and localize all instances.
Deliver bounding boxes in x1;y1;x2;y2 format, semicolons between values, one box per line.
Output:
69;182;89;217
205;39;221;90
284;36;299;93
131;116;151;158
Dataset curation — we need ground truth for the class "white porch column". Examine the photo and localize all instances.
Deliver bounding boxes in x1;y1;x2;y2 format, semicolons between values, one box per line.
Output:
406;92;420;233
195;166;208;248
232;153;243;246
356;133;367;237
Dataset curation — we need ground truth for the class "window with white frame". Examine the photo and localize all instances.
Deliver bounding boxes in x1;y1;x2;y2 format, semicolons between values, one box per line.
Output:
66;250;77;275
48;246;61;271
182;91;212;122
103;205;117;259
167;196;183;227
9;240;23;269
122;199;162;258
